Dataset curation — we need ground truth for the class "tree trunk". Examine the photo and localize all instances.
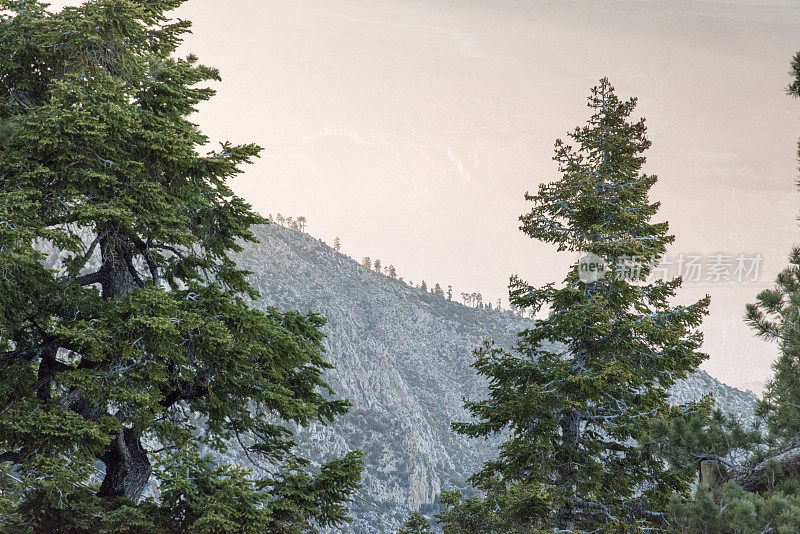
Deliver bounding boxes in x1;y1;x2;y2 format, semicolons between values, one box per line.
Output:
36;344;59;401
97;427;151;501
699;460;720;490
556;344;587;530
93;226;151;500
556;409;581;530
99;227;138;299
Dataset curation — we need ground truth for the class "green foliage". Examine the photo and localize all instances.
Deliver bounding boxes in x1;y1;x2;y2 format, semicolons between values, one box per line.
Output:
398;511;433;534
445;80;709;532
150;452;273;533
747;246;800;447
789;51;800;100
669;481;800;534
438;483;550;533
0;1;361;531
652;399;761;482
141;449;361;533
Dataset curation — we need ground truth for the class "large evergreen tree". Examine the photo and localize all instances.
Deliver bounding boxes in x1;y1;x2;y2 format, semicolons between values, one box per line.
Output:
442;79;709;532
0;1;361;531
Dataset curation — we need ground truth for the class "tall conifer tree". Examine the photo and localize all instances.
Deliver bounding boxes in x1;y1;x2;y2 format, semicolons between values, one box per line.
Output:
0;1;361;531
444;79;709;532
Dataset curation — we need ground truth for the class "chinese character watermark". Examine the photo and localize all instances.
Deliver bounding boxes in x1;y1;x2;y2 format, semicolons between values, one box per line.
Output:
577;252;764;284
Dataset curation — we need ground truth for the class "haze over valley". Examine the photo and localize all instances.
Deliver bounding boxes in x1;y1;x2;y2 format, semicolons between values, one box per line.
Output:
138;0;800;388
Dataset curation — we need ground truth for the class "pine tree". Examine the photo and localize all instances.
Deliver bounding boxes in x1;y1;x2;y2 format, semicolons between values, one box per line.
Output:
667;482;800;533
333;236;341;252
373;258;381;273
0;2;361;531
433;283;445;298
747;248;800;447
388;264;397;279
420;280;427;292
443;79;709;532
398;511;433;534
447;285;453;300
362;257;371;270
742;48;800;464
665;50;800;532
297;216;306;232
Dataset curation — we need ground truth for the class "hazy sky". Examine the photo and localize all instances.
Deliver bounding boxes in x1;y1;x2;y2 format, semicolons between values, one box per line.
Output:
50;0;800;388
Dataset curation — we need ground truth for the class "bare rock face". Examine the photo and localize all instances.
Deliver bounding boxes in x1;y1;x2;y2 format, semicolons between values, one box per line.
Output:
232;224;757;532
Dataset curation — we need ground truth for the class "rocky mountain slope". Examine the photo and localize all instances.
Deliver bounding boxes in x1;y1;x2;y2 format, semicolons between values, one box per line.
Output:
232;224;757;532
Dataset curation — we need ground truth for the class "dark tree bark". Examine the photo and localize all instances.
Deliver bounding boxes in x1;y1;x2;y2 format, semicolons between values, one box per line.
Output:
99;227;139;299
36;344;63;401
91;226;152;501
97;427;151;501
555;347;587;530
557;409;580;530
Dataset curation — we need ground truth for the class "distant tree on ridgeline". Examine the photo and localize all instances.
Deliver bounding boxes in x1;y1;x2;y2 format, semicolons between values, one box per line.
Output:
447;285;453;300
361;257;371;270
420;280;427;292
333;237;341;252
373;258;381;273
270;213;308;231
433;283;444;298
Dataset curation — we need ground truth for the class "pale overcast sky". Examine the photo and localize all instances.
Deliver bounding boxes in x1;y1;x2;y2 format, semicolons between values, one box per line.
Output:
49;0;800;389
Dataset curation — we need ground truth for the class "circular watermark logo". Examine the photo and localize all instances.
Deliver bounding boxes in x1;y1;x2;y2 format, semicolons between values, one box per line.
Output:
578;252;608;283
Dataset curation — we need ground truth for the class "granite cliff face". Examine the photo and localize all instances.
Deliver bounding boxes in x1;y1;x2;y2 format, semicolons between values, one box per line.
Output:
232;224;757;532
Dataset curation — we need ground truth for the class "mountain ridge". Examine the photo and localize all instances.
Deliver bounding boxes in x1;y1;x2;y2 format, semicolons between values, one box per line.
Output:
231;223;758;532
